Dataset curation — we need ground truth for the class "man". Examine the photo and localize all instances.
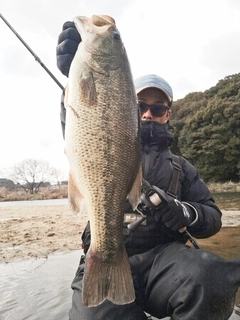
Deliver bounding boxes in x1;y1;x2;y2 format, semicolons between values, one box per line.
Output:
57;21;240;320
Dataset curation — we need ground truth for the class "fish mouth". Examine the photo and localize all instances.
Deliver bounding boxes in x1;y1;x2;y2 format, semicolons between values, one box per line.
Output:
73;15;115;40
92;15;115;26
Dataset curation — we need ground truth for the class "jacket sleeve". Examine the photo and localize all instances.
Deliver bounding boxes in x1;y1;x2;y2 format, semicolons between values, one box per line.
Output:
179;157;222;238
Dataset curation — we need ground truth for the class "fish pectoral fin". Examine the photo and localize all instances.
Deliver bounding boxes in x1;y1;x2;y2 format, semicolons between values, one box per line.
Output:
65;73;97;110
82;247;135;307
128;164;142;210
68;173;84;214
80;74;97;106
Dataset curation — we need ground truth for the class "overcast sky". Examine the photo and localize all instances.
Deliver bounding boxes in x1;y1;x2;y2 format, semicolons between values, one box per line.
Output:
1;0;240;178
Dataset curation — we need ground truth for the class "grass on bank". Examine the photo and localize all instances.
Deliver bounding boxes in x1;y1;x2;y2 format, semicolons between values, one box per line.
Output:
0;185;68;202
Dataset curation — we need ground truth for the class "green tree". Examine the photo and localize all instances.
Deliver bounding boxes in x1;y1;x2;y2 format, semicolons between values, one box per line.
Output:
171;92;208;155
170;73;240;182
177;97;240;182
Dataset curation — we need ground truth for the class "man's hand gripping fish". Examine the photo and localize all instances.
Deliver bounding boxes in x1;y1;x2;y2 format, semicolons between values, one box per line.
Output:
64;15;142;307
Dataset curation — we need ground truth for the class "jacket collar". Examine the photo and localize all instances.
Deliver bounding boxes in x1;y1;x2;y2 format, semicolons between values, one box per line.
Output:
140;120;174;149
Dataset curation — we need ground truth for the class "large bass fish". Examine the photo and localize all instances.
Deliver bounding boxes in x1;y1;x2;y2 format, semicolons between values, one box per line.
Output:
64;14;142;307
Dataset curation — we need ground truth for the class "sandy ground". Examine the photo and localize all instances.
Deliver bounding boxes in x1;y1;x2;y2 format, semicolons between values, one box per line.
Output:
0;202;240;263
0;203;88;263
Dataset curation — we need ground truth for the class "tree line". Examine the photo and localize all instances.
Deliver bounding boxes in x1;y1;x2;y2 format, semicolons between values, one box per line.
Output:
170;73;240;182
1;158;67;194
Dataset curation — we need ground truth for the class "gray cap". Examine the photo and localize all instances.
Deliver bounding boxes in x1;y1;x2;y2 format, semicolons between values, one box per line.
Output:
134;74;173;105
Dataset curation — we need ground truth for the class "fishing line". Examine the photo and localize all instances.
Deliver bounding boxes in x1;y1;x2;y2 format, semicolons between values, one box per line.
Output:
0;13;64;90
7;258;38;314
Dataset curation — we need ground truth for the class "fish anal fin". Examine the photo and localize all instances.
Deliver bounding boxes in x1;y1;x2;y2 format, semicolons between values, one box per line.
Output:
82;246;135;307
68;172;84;214
128;164;142;210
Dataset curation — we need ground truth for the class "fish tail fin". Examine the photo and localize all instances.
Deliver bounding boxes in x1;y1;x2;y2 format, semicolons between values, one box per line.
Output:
82;247;135;307
128;164;142;210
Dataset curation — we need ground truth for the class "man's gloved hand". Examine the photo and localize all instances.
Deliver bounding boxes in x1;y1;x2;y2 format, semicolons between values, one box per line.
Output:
154;199;195;231
56;21;81;77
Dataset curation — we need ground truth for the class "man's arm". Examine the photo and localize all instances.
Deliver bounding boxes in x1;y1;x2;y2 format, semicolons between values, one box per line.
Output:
179;157;222;238
57;21;81;138
150;156;222;239
56;21;81;77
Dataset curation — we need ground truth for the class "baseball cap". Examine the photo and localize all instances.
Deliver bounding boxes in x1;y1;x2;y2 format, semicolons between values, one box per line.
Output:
134;74;173;106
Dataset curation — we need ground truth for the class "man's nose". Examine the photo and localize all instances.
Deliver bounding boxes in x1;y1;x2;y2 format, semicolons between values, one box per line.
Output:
141;109;153;120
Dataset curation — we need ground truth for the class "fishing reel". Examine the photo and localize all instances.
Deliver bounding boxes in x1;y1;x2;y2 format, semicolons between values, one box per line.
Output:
127;181;168;231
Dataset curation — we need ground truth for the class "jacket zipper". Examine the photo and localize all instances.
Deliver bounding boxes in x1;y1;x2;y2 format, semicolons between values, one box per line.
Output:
144;148;150;178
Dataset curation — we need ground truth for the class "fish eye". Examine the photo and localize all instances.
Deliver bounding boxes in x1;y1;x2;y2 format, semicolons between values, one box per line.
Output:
112;32;121;40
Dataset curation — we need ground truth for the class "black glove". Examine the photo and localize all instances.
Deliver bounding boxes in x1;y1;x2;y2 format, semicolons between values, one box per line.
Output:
56;21;81;77
154;199;195;231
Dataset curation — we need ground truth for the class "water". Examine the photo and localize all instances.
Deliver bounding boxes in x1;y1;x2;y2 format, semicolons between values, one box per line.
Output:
0;198;68;207
2;248;240;320
0;192;239;209
0;192;239;210
213;192;240;210
0;251;81;320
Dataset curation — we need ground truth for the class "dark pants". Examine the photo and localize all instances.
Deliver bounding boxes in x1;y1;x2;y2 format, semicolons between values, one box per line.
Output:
69;242;240;320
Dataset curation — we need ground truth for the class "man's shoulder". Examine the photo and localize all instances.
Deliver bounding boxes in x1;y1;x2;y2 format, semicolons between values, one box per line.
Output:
171;154;199;182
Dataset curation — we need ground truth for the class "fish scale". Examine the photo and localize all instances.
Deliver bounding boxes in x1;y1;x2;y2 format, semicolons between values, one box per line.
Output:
64;14;142;307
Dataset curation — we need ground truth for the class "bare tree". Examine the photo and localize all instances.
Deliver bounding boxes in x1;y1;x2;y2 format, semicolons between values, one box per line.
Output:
50;167;67;188
9;158;53;194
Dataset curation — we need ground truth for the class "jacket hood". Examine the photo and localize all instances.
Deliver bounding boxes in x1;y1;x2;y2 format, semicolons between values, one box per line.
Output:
140;120;173;149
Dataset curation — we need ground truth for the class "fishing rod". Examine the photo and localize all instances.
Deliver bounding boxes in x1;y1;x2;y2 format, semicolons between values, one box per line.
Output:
0;13;64;90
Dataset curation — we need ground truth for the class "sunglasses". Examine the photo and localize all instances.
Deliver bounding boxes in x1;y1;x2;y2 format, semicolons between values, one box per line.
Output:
138;102;169;117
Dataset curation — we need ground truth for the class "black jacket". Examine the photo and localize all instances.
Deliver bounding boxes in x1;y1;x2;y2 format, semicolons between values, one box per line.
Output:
81;121;222;256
